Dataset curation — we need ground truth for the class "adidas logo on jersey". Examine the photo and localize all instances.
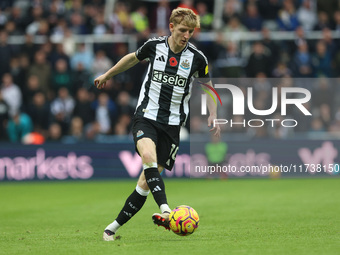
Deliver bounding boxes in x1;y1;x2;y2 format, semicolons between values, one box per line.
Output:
156;55;166;62
152;70;187;87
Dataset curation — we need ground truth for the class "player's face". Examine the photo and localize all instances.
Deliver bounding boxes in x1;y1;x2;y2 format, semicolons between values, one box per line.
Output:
170;23;195;48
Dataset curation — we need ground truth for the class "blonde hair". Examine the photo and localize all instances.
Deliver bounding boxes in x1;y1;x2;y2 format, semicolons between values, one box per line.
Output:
169;7;200;28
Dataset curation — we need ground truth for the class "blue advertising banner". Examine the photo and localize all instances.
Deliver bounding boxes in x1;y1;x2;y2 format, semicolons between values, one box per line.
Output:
0;142;190;181
0;140;339;181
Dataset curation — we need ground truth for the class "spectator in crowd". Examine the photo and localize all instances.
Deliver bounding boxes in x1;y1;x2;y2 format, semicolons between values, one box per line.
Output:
297;0;317;32
92;50;113;79
223;15;248;42
261;27;280;67
0;91;9;140
4;20;21;36
19;33;37;62
6;112;33;142
205;134;228;178
51;18;68;37
214;40;244;78
47;122;63;142
16;54;30;89
178;0;198;14
41;40;54;63
243;3;263;31
111;43;135;96
9;56;23;91
150;0;171;33
272;62;292;77
72;62;92;90
70;43;94;71
50;87;75;135
253;73;272;93
26;91;51;137
288;26;308;56
333;10;340;32
65;116;85;142
257;0;281;22
222;0;242;25
27;50;52;95
114;114;132;136
92;12;109;35
108;1;132;34
292;101;312;132
47;0;65;31
0;73;22;118
196;2;213;31
26;5;44;35
114;91;134;135
69;12;88;35
9;6;27;34
73;87;95;127
0;30;12;79
314;11;332;31
246;41;271;77
308;117;326;134
62;28;77;57
328;108;340;134
317;0;338;21
91;92;117;135
268;112;295;138
291;42;313;77
51;58;73;93
318;103;332;130
116;91;135;118
322;28;338;59
36;19;50;36
130;5;149;33
277;0;300;31
0;8;7;27
312;78;333;108
312;40;332;77
23;74;42;106
49;43;71;72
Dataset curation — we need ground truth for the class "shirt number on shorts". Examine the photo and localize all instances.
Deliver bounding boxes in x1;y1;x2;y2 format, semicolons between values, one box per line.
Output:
169;144;179;160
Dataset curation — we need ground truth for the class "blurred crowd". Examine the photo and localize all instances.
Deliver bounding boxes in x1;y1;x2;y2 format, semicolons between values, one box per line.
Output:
0;0;340;143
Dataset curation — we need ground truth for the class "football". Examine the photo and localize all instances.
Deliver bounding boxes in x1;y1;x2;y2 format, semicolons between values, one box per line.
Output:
169;205;199;236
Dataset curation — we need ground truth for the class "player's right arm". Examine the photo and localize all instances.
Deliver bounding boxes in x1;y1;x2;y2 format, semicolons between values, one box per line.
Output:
94;52;139;89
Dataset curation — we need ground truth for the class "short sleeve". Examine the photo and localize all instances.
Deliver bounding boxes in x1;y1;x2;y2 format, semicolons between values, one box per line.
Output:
197;57;209;78
135;40;152;61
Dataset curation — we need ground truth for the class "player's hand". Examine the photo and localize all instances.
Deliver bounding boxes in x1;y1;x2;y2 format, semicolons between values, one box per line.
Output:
94;74;109;89
208;114;220;137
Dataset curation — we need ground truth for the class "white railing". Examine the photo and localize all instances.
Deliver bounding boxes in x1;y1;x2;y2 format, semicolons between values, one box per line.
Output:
7;30;340;53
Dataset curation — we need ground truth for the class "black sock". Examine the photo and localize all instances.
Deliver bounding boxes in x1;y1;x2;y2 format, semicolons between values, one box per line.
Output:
144;167;168;207
115;189;147;226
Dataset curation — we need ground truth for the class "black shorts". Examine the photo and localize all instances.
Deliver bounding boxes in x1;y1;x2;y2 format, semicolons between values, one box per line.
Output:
131;116;180;170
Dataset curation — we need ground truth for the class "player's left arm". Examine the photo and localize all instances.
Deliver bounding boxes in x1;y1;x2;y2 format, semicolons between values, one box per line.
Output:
203;80;220;137
198;62;220;137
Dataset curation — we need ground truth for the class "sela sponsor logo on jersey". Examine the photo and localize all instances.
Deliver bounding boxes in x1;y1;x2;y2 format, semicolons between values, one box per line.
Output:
180;59;190;70
152;70;187;87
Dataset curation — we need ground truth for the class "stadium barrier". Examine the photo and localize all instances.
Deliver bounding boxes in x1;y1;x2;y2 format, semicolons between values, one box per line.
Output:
0;140;339;182
8;30;340;53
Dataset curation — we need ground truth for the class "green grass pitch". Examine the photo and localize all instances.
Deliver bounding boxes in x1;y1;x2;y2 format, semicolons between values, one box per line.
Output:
0;178;339;255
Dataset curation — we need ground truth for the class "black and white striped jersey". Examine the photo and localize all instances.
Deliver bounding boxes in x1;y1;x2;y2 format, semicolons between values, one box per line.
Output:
135;36;209;126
